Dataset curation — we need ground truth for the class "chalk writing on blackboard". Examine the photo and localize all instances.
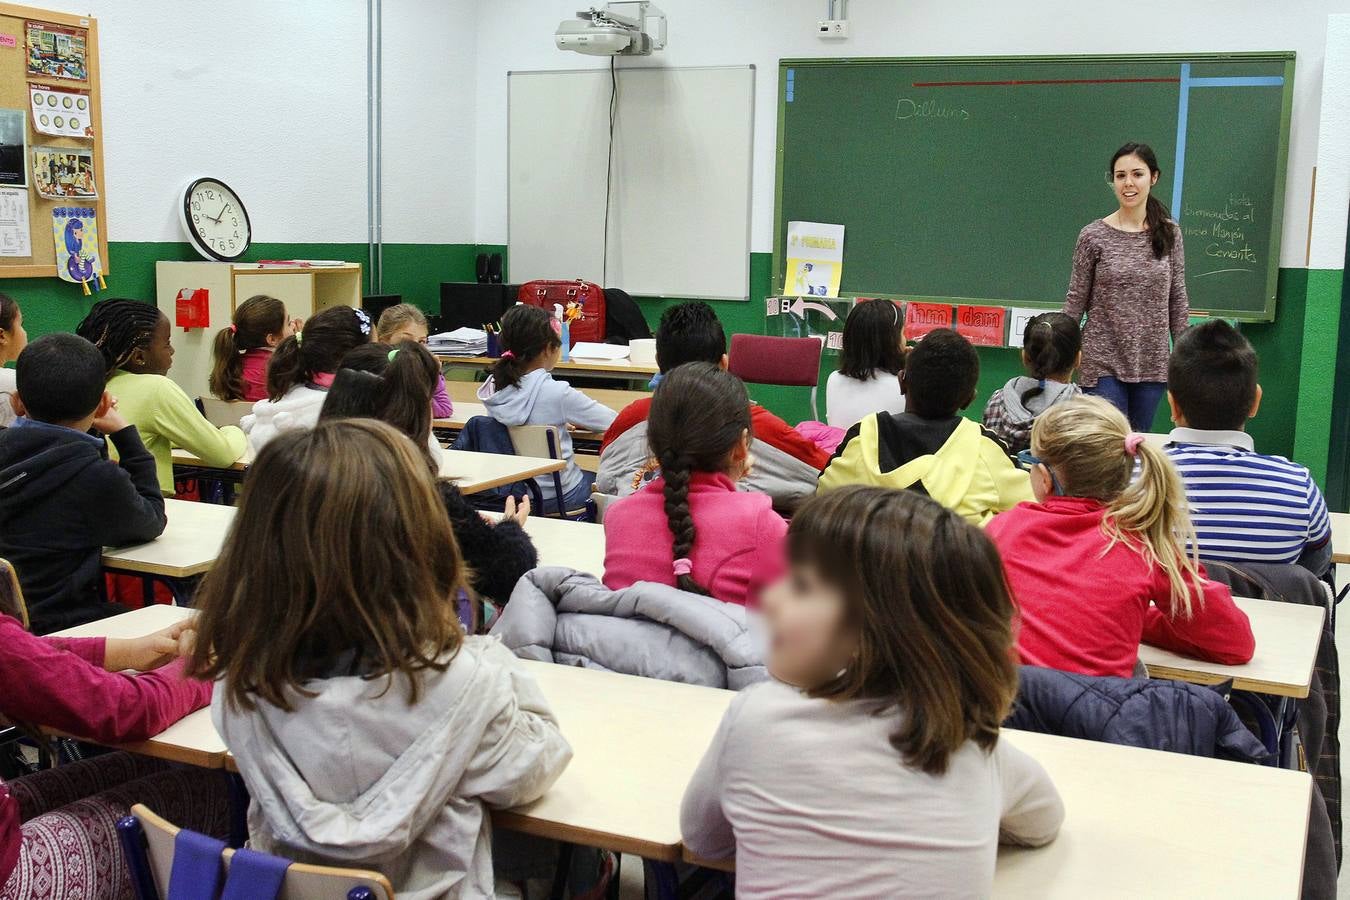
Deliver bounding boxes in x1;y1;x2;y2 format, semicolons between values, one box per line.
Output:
895;98;970;122
1183;195;1259;271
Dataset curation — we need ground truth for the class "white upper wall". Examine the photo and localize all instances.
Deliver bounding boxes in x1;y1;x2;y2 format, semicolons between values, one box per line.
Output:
30;0;480;246
473;0;1350;266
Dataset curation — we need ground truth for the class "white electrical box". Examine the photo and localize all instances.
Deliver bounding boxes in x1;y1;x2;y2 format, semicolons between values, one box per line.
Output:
817;19;849;38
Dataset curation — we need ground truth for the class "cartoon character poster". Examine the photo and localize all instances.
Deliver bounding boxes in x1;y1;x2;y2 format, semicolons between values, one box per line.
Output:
784;221;845;298
26;22;87;81
52;206;103;291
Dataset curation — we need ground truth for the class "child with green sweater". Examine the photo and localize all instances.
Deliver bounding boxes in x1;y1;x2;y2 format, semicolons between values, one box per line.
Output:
76;299;246;493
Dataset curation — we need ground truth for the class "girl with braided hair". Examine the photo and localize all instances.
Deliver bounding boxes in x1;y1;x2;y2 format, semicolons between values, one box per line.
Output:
76;299;246;493
602;362;786;606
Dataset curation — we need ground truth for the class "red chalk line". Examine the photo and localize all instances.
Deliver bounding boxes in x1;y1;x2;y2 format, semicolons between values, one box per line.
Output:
913;77;1180;87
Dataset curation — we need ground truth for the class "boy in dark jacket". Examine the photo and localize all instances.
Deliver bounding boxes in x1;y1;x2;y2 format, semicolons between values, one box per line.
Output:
0;333;166;633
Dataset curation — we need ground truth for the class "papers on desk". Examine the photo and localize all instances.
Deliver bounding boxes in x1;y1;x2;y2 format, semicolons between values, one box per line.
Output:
428;327;488;357
568;342;630;361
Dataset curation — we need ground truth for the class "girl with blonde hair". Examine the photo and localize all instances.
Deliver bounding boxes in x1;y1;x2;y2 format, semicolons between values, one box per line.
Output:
986;396;1254;678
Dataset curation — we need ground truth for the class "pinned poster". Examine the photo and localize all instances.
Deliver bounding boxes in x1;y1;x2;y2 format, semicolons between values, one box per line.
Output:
29;84;92;138
955;305;1007;347
0;188;30;257
784;221;845;297
32;145;95;199
902;302;953;342
25;21;87;81
1005;307;1048;349
52;205;103;292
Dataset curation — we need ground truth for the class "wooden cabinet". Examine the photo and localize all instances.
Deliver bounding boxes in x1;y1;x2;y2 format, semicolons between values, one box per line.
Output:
155;261;362;400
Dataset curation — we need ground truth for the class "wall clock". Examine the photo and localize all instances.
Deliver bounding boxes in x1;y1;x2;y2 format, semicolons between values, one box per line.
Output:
181;177;251;261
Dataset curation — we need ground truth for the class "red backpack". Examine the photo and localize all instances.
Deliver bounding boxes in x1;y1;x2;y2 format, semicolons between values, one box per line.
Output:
517;280;607;347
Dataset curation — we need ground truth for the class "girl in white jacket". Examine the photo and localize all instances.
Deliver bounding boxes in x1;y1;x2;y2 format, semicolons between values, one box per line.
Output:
240;305;372;452
191;418;571;900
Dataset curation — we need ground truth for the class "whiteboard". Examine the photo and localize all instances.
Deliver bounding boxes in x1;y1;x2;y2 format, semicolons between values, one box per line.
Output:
508;66;754;301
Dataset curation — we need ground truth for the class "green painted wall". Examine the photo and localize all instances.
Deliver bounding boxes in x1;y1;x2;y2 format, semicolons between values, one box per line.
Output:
1;240;1335;489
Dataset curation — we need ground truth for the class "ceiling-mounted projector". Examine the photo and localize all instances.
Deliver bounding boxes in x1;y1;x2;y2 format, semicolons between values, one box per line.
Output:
556;3;667;57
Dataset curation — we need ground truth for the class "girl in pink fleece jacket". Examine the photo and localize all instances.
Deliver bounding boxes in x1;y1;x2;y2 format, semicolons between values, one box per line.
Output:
603;363;786;607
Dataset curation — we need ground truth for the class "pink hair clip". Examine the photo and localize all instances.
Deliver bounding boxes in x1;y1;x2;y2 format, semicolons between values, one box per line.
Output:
500;350;515;360
1124;433;1146;457
228;324;237;333
672;557;693;577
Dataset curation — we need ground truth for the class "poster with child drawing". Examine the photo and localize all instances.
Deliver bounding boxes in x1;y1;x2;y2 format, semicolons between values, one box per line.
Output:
51;206;101;286
784;221;845;297
32;146;96;199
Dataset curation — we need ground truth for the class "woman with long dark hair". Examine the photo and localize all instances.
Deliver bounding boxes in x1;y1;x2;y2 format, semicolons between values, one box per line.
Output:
1062;142;1189;431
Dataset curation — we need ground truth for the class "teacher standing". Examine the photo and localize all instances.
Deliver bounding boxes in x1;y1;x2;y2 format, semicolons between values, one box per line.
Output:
1062;142;1189;431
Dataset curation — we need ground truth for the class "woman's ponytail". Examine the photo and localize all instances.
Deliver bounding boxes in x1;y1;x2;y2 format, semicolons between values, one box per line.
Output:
209;325;244;400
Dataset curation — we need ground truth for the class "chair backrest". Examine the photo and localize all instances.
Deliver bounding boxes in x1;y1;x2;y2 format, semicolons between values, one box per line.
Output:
507;424;562;461
591;491;618;523
0;557;28;629
727;334;822;387
122;804;396;900
198;398;253;430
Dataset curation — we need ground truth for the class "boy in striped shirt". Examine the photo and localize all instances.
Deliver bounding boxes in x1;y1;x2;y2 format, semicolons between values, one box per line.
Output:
1164;320;1331;577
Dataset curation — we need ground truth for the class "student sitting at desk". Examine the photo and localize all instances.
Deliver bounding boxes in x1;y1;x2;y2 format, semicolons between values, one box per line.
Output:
603;363;786;608
598;301;828;511
0;293;28;428
376;303;453;417
1164;320;1332;577
986;397;1255;679
825;298;906;429
241;305;372;452
681;487;1063;897
0;335;166;634
320;343;538;605
478;304;616;513
195;420;570;899
982;312;1082;455
208;294;299;403
818;329;1032;525
76;299;247;495
0;614;227;900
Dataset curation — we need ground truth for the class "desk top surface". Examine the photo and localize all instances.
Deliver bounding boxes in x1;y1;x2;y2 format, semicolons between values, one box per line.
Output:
1138;595;1324;698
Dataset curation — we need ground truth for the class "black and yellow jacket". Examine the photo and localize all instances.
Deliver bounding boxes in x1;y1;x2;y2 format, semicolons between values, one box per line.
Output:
817;412;1033;525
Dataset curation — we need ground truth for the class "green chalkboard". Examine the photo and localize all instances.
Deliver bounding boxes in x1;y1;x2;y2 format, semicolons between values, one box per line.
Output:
774;54;1295;321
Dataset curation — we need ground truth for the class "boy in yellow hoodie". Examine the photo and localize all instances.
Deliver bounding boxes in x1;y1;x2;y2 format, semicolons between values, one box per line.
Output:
818;328;1031;525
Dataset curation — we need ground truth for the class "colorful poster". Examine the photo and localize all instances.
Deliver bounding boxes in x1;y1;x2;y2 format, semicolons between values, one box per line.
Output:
0;188;30;257
955;305;1008;347
0;109;25;187
32;146;95;199
29;84;92;138
51;206;100;285
902;302;953;342
1005;307;1049;349
784;221;845;297
26;22;87;81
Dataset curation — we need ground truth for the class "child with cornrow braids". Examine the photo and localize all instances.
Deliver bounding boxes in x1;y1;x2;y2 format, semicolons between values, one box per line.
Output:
603;362;786;607
77;298;246;494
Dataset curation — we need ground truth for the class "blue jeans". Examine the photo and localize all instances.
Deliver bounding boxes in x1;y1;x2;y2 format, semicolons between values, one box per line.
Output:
1085;377;1167;432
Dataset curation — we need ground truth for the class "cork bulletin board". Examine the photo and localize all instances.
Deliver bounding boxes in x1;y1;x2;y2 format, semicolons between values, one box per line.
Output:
0;3;107;279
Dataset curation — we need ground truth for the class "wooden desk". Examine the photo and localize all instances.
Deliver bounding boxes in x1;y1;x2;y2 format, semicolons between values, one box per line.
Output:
443;381;648;414
1139;595;1324;698
439;355;658;383
684;728;1310;898
101;498;236;578
50;605;227;768
434;403;603;444
491;513;606;577
172;447;564;496
1331;511;1350;564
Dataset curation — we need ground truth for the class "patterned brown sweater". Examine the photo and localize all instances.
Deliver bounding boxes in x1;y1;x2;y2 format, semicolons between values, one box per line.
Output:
1062;219;1189;387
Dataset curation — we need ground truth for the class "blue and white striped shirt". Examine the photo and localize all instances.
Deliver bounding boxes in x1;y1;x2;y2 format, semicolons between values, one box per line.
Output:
1165;427;1330;569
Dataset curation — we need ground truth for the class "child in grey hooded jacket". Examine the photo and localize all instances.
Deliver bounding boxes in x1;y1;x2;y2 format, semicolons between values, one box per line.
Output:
982;312;1082;454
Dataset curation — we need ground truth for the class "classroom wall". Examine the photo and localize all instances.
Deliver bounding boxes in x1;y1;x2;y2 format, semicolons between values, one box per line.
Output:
0;0;477;336
470;0;1350;478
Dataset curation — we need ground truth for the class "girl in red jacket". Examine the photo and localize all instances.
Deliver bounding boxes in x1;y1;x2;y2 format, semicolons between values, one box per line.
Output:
986;396;1255;679
0;615;228;900
603;362;787;606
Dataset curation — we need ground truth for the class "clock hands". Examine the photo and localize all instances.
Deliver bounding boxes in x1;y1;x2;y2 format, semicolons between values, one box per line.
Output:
207;203;227;224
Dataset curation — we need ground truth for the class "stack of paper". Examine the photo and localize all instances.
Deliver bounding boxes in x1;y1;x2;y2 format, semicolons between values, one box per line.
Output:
428;327;488;357
568;342;630;361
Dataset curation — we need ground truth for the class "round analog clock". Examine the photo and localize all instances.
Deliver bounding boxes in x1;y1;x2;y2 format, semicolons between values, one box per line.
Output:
181;177;251;261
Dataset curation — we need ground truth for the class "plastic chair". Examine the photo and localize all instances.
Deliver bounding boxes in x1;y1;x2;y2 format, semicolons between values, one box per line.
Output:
197;398;253;430
507;425;592;521
727;334;823;421
117;803;395;900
